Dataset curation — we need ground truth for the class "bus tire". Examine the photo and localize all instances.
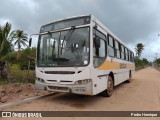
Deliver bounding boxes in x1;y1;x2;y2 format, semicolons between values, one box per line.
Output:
102;76;113;97
126;72;132;83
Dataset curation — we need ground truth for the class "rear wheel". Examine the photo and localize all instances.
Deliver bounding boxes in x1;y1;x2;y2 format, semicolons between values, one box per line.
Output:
102;76;113;97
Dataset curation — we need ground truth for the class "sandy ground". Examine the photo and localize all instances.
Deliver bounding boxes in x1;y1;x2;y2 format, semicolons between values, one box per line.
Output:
0;83;50;104
1;67;160;120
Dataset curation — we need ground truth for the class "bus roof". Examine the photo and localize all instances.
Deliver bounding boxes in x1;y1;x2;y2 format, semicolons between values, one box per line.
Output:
41;14;91;27
41;14;133;53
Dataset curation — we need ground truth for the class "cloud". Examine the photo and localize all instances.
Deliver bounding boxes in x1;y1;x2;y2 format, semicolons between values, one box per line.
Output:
0;0;160;61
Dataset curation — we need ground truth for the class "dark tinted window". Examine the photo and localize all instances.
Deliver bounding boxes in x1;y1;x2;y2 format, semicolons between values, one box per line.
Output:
108;36;114;47
115;40;121;59
130;52;134;62
121;45;125;60
93;29;106;40
93;28;107;68
125;48;128;61
108;35;114;57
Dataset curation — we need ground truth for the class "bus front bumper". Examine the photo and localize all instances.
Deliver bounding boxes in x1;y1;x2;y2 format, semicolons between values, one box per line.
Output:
35;80;93;95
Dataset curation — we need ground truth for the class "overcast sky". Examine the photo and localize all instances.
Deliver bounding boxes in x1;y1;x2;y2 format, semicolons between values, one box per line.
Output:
0;0;160;61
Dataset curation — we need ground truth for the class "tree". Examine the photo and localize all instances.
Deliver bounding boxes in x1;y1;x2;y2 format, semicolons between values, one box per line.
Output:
142;58;149;65
10;30;28;51
156;58;160;64
134;57;149;70
0;22;13;80
0;22;13;57
154;58;160;67
135;43;144;58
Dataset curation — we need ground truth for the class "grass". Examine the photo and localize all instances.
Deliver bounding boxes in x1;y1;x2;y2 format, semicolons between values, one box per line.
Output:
10;64;34;77
135;66;145;71
0;80;5;87
0;64;35;86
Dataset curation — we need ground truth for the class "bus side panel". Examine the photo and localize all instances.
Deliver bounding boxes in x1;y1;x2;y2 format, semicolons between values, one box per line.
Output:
91;68;108;95
114;71;119;86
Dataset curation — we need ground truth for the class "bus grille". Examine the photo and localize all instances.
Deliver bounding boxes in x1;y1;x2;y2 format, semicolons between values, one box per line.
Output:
48;86;69;91
45;71;75;74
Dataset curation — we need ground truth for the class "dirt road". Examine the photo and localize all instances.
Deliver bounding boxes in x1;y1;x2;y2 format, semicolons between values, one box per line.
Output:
1;67;160;120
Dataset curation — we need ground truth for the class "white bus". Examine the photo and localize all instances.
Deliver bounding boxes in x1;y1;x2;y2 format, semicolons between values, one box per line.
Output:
31;15;135;97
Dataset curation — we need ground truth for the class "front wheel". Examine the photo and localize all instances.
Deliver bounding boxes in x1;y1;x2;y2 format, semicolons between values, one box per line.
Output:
101;76;114;97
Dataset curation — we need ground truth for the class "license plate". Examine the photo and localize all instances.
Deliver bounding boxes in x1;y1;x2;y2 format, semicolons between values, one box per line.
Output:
74;87;86;92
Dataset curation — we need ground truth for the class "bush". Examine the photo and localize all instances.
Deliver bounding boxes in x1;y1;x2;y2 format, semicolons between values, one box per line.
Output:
1;47;36;70
134;57;149;70
20;61;35;70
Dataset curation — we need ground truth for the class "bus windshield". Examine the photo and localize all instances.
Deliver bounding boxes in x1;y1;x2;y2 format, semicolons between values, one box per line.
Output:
37;27;90;67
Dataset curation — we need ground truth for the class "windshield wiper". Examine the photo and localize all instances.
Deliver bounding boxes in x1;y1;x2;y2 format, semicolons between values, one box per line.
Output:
58;26;75;64
63;26;76;42
60;26;76;55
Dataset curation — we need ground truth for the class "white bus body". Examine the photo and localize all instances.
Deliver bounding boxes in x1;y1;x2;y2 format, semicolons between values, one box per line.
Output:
35;15;135;96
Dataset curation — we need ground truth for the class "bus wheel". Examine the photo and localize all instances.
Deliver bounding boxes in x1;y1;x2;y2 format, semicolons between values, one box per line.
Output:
102;76;113;97
126;72;132;83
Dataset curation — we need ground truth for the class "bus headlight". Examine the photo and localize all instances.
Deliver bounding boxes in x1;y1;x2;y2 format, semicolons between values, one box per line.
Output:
74;79;92;85
37;77;45;83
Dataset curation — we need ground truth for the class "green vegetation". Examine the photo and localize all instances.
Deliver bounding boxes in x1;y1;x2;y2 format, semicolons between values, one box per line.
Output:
134;57;149;70
0;79;5;86
4;47;36;69
134;43;149;70
154;58;160;65
0;22;35;84
0;47;36;83
154;58;160;71
9;64;35;83
135;43;144;59
10;30;28;51
0;22;14;57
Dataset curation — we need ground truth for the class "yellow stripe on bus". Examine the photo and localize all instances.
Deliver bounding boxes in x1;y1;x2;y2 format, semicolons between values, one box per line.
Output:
97;60;135;70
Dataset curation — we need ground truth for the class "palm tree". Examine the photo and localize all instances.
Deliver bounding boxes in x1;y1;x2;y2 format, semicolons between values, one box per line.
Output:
135;43;144;58
10;30;28;51
0;22;13;80
0;22;13;57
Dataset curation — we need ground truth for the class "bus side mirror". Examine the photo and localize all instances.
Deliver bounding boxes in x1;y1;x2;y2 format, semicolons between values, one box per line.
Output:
29;37;32;47
94;37;100;48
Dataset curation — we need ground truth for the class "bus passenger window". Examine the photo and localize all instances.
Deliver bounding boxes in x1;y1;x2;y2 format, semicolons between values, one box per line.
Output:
121;45;125;60
93;37;106;68
115;40;121;59
125;48;128;61
130;52;134;62
93;28;106;68
108;36;114;57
